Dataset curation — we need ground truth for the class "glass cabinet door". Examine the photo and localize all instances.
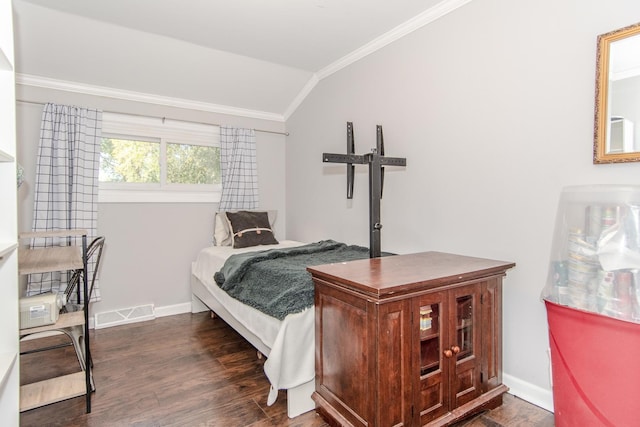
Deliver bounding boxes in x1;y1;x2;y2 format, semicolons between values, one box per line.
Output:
417;292;448;425
417;286;482;424
455;294;474;360
419;302;440;375
450;285;482;408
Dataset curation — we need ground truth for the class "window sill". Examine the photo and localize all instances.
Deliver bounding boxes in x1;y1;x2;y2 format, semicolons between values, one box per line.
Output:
99;189;221;204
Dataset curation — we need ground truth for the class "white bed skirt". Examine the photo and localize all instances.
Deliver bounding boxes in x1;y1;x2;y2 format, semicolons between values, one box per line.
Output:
190;241;316;418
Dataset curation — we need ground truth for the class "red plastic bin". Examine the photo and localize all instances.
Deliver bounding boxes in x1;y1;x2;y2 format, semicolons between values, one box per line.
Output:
545;300;640;427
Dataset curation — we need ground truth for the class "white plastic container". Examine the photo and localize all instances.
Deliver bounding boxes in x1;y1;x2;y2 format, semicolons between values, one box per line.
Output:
542;185;640;323
19;292;63;329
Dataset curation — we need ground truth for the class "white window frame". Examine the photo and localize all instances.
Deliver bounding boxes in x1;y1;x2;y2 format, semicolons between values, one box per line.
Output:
99;112;221;203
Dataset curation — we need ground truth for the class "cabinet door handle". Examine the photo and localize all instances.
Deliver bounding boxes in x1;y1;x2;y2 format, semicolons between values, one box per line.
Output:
451;345;461;354
444;349;453;358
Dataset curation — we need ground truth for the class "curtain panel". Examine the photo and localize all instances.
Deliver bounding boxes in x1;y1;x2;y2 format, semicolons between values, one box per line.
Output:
27;103;103;302
219;126;259;210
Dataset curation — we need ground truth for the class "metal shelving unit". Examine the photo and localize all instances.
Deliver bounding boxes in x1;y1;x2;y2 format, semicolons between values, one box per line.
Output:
18;230;92;413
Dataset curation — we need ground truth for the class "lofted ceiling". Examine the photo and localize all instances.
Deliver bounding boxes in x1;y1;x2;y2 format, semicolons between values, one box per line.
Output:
13;0;470;119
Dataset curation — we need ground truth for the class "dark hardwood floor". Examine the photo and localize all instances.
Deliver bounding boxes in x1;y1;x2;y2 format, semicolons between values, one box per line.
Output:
20;312;554;426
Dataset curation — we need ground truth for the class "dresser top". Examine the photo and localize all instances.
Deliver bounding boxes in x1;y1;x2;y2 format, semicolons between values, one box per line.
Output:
307;251;515;299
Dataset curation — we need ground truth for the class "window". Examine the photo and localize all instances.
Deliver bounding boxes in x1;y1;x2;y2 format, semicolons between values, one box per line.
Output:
100;137;160;184
99;112;221;203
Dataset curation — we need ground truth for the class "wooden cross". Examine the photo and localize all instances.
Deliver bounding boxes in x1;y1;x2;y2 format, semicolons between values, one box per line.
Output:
322;122;406;258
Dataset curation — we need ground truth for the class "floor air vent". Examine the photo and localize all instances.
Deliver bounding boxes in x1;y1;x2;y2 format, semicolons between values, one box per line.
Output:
95;304;155;329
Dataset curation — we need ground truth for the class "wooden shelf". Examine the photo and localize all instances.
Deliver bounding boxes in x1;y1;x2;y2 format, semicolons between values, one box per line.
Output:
17;229;89;274
19;229;88;239
20;371;86;412
420;330;439;341
420;361;439;376
18;246;83;275
19;311;85;337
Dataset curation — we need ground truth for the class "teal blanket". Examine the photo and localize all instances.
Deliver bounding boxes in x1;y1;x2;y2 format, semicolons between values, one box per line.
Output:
214;240;371;320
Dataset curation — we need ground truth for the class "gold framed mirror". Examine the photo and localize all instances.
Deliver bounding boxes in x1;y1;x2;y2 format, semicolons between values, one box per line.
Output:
594;22;640;163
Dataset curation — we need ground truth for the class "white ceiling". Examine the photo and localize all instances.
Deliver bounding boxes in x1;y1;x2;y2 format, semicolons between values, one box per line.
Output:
14;0;468;119
19;0;447;72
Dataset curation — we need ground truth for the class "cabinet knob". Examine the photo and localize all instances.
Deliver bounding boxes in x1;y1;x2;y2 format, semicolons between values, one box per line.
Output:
451;345;461;354
444;349;453;358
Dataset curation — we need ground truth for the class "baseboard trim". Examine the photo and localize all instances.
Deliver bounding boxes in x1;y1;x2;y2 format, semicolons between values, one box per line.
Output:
92;302;195;330
503;373;554;413
94;304;155;329
154;302;192;318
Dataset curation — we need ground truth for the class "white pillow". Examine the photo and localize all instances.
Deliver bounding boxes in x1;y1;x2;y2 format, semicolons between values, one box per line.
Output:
213;210;277;246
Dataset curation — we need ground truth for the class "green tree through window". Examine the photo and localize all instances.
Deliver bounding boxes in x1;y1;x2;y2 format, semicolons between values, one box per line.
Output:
100;137;221;185
167;143;220;184
100;138;160;183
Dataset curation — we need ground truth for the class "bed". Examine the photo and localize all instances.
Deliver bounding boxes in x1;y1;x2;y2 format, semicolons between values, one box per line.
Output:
190;211;372;418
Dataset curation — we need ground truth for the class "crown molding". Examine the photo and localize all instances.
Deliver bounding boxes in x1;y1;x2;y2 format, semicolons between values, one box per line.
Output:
16;73;285;122
17;0;472;125
284;0;473;119
316;0;474;80
283;74;319;120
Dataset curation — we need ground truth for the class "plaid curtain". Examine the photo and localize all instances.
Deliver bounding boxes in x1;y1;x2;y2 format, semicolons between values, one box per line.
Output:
27;103;102;303
219;126;259;210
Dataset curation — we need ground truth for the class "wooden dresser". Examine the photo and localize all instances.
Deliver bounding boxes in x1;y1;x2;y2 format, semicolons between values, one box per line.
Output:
308;251;515;426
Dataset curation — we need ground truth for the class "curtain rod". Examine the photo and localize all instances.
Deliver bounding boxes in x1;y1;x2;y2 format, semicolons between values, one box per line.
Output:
16;99;289;136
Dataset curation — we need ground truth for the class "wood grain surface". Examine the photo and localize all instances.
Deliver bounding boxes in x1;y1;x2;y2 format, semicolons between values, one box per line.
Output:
20;312;553;426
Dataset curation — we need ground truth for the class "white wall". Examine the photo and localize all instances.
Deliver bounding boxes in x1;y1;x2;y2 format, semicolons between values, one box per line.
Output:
16;84;288;318
285;0;640;410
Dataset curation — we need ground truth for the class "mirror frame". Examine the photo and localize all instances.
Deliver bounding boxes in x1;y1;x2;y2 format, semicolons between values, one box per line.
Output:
594;22;640;164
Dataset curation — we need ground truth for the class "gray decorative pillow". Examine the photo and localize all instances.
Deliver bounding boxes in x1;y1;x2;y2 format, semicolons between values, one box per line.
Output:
225;211;279;248
214;210;277;246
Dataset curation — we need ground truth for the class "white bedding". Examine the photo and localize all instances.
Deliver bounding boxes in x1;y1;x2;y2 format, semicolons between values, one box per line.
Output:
191;240;315;406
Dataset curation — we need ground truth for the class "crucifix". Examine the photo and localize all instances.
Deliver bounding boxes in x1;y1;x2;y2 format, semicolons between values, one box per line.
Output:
322;122;407;258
